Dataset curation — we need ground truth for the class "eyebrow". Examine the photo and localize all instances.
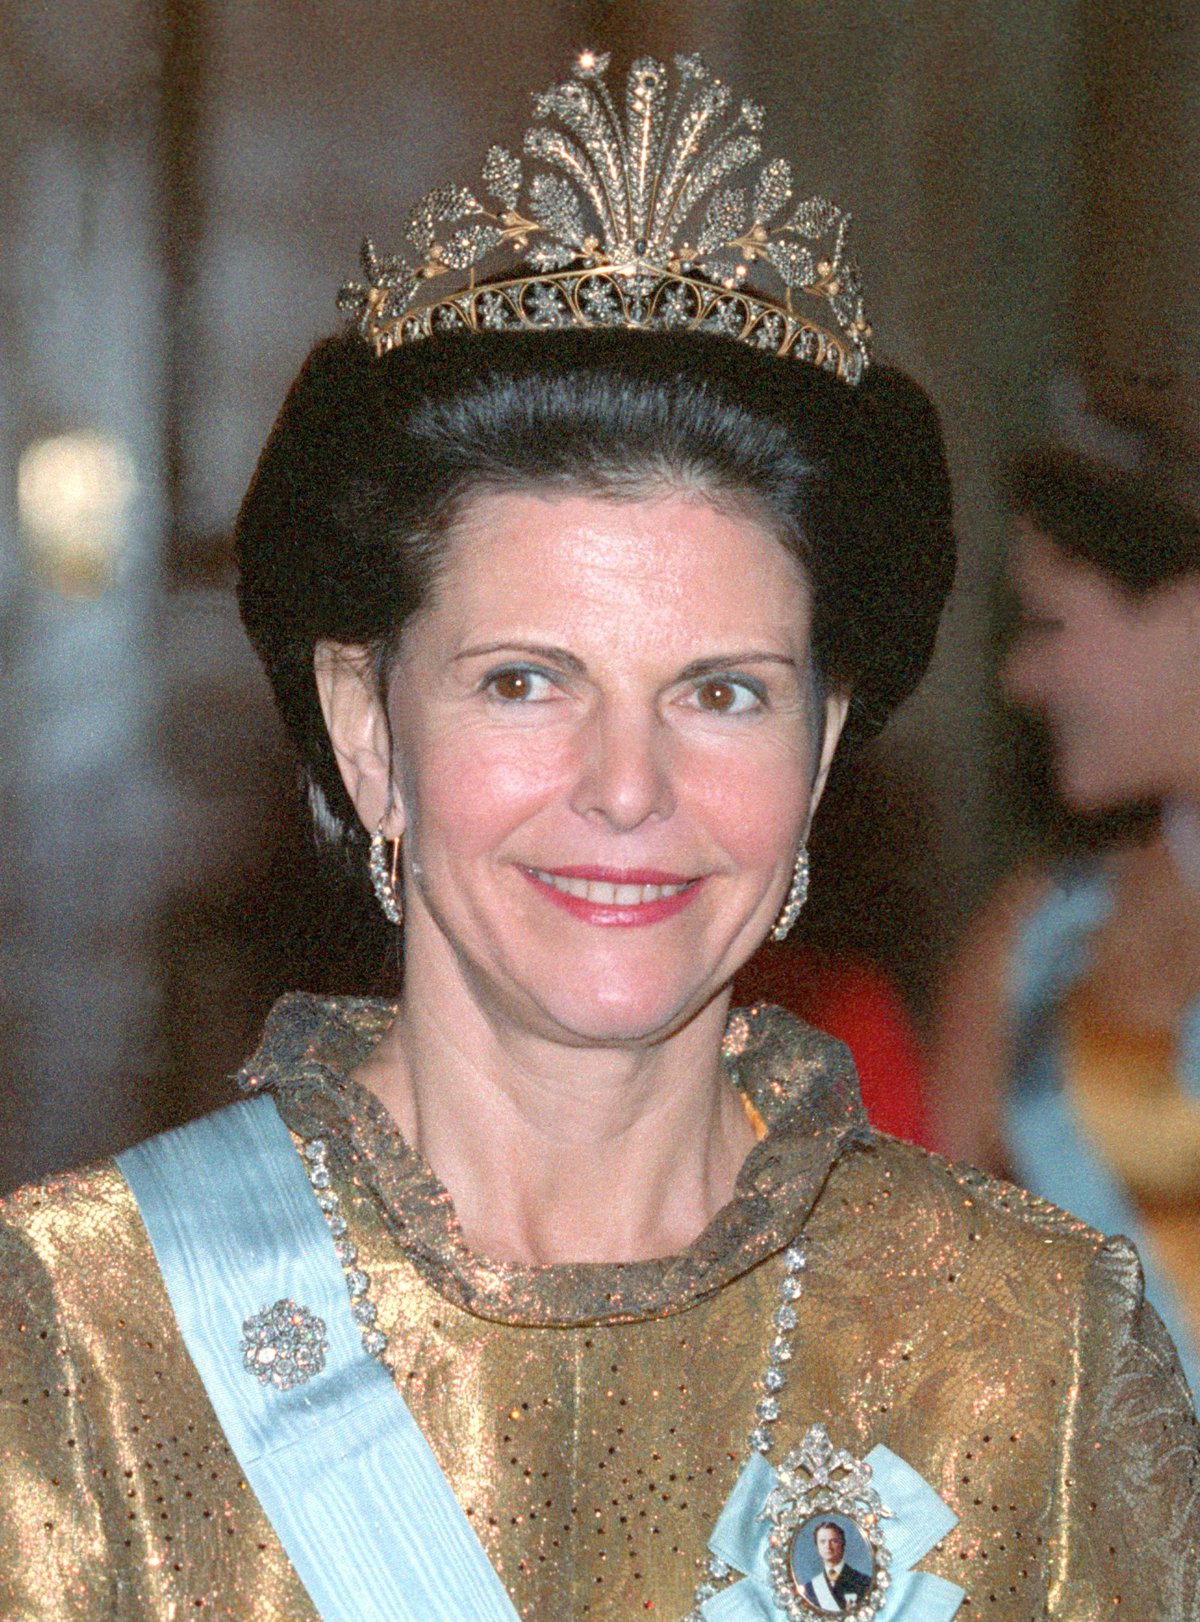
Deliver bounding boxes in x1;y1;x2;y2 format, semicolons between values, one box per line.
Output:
453;641;587;673
676;652;800;680
453;642;799;679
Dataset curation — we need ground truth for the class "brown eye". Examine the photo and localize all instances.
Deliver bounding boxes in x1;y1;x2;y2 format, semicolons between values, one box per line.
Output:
698;678;737;711
493;670;532;700
691;676;761;714
485;667;553;702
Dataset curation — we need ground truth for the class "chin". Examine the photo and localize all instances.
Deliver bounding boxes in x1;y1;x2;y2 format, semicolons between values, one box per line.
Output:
527;965;720;1046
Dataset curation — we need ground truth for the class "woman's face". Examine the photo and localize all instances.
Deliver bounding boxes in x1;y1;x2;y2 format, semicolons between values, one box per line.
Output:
370;486;843;1046
1005;521;1200;810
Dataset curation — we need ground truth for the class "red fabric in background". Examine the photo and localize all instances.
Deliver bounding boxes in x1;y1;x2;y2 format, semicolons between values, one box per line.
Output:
732;942;931;1148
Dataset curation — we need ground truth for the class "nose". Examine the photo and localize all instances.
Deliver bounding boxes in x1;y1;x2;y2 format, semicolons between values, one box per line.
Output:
569;700;676;831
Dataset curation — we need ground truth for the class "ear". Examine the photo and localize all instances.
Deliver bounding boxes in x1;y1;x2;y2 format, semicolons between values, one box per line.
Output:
313;641;403;838
807;690;852;826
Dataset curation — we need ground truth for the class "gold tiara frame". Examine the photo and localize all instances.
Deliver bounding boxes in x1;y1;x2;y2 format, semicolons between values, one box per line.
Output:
339;51;871;385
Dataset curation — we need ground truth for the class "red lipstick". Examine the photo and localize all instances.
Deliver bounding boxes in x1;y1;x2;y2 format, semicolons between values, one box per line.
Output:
519;865;702;927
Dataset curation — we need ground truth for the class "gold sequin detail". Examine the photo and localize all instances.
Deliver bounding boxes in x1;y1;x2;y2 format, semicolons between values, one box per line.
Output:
0;997;1196;1618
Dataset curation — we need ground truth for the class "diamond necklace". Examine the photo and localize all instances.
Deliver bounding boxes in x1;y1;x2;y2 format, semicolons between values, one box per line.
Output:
681;1240;807;1617
299;1130;805;1619
301;1136;388;1360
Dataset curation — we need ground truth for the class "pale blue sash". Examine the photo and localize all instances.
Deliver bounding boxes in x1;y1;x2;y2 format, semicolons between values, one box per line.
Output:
117;1094;520;1622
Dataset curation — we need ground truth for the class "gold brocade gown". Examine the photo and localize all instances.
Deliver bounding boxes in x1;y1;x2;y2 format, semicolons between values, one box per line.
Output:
1;996;1197;1620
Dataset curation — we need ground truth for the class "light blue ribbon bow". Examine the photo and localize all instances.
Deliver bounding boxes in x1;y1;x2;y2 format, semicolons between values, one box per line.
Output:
699;1441;964;1620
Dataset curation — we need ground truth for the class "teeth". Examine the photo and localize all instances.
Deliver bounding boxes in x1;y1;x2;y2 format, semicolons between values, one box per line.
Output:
535;871;690;905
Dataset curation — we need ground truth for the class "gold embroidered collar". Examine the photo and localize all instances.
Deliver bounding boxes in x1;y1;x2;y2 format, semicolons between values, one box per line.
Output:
239;994;870;1328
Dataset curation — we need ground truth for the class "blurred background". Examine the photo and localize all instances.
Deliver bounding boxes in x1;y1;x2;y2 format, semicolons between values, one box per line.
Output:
2;0;1198;1191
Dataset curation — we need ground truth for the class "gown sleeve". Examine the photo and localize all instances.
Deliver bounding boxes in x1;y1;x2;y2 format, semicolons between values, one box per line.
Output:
0;1210;114;1619
1052;1234;1200;1619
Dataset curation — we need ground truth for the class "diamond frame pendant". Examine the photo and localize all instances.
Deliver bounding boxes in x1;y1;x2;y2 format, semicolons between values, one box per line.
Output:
762;1424;893;1620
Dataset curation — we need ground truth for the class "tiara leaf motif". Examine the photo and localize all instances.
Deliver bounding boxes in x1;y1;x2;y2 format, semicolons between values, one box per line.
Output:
338;52;871;383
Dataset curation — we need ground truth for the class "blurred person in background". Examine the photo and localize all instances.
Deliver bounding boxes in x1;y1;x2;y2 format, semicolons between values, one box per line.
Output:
932;425;1200;1397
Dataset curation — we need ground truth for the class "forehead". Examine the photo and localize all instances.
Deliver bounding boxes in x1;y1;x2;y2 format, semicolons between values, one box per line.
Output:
420;484;811;646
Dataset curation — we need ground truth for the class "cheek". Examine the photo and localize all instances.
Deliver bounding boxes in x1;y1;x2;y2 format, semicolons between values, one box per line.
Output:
407;725;568;848
677;733;811;857
1072;641;1154;730
1004;634;1062;705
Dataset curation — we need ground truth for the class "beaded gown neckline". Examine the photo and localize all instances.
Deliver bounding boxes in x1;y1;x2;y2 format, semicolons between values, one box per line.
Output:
238;993;871;1328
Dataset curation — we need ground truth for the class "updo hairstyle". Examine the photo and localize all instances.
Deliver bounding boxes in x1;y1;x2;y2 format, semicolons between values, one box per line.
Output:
1004;443;1200;595
235;326;955;851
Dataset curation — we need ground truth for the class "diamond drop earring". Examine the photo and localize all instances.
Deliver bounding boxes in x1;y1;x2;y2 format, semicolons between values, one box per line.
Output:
368;824;403;926
769;848;809;941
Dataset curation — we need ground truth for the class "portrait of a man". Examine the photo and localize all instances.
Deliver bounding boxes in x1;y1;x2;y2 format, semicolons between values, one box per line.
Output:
798;1520;873;1613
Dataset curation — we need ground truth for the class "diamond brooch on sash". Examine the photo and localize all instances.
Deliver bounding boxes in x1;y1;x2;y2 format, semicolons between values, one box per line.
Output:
240;1298;329;1390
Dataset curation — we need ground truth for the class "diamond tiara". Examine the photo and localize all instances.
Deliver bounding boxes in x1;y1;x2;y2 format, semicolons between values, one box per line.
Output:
338;52;871;385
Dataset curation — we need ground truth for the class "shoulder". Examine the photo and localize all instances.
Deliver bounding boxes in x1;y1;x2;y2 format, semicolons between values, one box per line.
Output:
927;861;1062;1162
0;1093;303;1331
823;1130;1124;1310
0;1158;147;1272
809;1133;1197;1456
856;1130;1107;1247
848;1131;1196;1400
943;856;1111;1009
0;1159;159;1348
0;1098;283;1367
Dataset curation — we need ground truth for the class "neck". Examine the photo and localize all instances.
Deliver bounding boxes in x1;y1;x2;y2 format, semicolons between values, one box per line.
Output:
352;942;757;1267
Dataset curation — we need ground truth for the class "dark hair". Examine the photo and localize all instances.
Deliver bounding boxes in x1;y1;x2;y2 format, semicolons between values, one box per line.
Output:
814;1520;845;1543
235;325;954;850
1003;443;1200;595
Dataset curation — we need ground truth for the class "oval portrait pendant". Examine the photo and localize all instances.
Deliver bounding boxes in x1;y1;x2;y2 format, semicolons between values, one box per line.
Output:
764;1425;891;1619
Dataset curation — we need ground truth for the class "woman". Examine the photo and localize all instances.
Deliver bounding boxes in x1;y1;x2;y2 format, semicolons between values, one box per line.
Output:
933;437;1200;1401
2;55;1197;1622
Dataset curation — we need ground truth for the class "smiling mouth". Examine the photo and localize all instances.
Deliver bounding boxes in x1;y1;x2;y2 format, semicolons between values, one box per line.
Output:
530;869;694;906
